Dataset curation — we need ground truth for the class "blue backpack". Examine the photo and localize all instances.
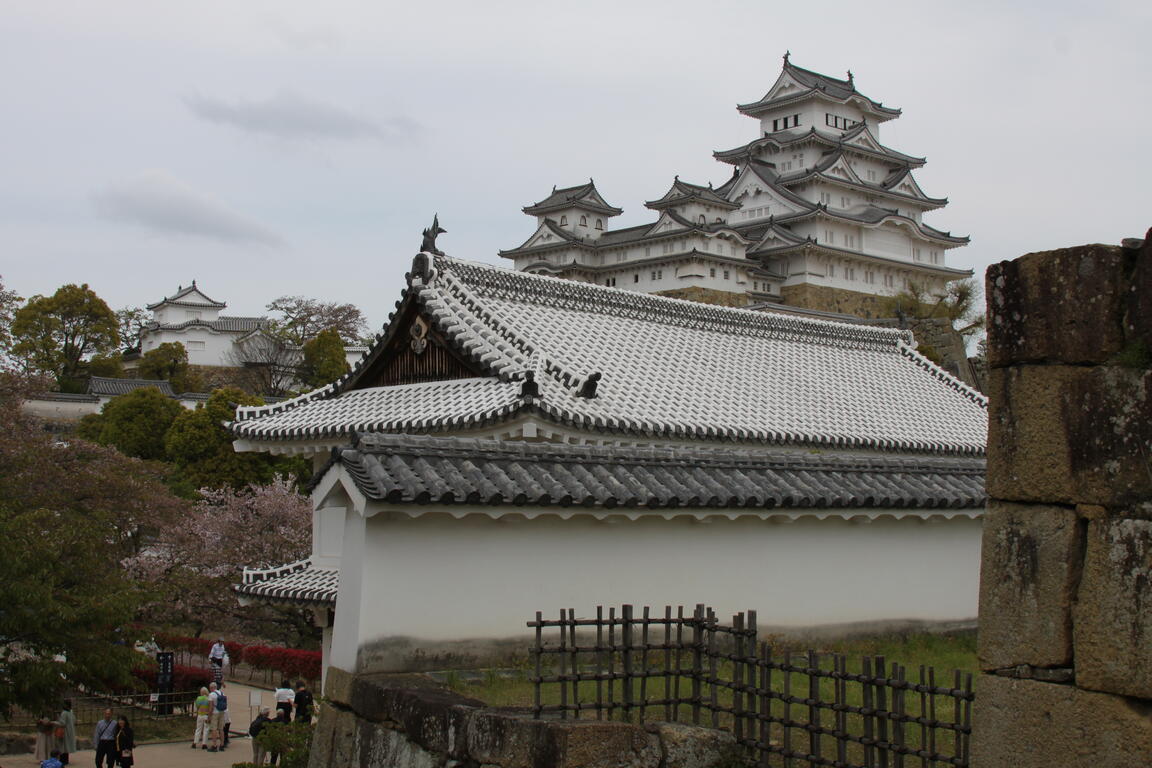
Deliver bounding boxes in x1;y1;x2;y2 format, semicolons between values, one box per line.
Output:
215;691;228;711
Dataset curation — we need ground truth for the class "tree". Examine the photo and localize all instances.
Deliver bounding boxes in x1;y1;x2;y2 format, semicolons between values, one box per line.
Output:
226;331;301;398
884;278;986;340
165;387;306;492
300;328;350;389
11;284;119;390
116;306;150;351
87;352;123;378
88;387;184;461
266;296;367;346
0;369;190;717
123;477;314;641
137;341;202;392
0;276;22;359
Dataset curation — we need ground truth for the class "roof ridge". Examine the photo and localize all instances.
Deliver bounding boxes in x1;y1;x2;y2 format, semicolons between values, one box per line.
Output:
431;254;912;352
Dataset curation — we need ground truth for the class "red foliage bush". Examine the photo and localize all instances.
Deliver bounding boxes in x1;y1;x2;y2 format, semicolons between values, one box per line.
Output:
153;634;320;682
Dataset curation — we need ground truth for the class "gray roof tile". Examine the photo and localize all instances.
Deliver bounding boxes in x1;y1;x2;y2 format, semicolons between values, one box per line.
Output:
337;433;986;510
236;559;338;606
233;255;987;455
88;377;176;397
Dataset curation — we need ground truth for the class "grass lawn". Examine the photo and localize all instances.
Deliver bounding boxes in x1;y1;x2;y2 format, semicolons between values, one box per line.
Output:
438;628;977;765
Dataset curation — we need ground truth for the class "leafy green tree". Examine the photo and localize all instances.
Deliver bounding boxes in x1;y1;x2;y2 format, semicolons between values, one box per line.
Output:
165;387;306;491
0;370;190;717
87;352;123;378
300;328;351;389
0;276;22;359
136;341;202;391
90;387;183;461
11;283;119;389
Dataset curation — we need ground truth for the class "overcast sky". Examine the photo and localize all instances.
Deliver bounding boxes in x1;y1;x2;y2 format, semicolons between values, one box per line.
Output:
2;0;1148;330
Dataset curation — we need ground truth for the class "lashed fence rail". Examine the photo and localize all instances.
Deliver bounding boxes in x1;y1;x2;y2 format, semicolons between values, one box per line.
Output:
528;605;973;768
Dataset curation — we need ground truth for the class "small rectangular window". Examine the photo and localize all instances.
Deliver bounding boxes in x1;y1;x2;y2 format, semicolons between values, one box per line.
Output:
186;340;205;350
723;270;730;280
709;268;716;278
634;274;639;283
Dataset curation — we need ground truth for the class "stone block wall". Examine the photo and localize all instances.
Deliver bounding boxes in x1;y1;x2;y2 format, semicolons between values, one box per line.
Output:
973;232;1152;767
310;668;737;768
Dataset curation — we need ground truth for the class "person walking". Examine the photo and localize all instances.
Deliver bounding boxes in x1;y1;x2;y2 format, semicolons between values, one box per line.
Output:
57;700;76;766
248;706;272;767
273;680;295;719
206;681;222;752
218;681;232;749
113;716;134;768
34;714;58;761
293;681;314;723
92;709;118;768
208;638;226;685
191;686;212;749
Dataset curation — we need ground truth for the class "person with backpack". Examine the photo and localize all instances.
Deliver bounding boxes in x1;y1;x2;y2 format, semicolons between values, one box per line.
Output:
248;706;272;767
217;682;232;749
207;681;225;752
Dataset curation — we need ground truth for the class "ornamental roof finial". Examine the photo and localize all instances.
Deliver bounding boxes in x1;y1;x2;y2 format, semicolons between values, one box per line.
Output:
847;70;854;85
419;213;446;256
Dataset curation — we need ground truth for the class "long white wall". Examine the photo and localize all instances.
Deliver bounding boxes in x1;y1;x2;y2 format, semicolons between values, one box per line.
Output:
336;508;982;672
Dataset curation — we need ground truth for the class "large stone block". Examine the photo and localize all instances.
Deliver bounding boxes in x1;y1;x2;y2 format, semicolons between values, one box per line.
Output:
536;720;661;768
977;502;1081;670
987;365;1152;505
647;722;737;768
1074;517;1152;699
971;674;1152;768
986;244;1128;368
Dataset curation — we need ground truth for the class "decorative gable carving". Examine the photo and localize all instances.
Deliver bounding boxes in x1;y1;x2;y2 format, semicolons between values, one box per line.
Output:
353;303;484;390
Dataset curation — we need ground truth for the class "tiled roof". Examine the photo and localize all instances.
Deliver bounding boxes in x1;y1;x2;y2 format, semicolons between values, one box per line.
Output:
523;182;623;217
145;316;266;333
233;255;987;455
88;377;177;397
146;283;227;310
714;125;926;168
645;178;740;211
337;434;985;511
236;559;338;606
738;61;900;119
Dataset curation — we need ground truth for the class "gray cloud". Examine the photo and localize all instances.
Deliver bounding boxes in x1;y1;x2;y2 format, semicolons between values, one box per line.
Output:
93;171;283;246
185;90;421;143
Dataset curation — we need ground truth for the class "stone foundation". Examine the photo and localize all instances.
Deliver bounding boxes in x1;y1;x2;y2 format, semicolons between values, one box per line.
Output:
653;286;750;307
779;283;890;318
312;668;736;768
973;231;1152;766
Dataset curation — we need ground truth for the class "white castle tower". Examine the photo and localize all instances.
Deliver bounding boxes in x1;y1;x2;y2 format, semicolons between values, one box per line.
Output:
500;55;970;317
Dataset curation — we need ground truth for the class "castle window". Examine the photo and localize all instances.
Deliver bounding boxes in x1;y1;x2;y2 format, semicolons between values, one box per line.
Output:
698;215;706;225
187;340;205;350
709;268;716;278
829;263;836;278
658;270;664;279
651;271;657;280
771;114;801;132
913;247;922;261
867;170;877;182
723;270;730;280
580;216;588;227
824;229;835;244
825;114;858;130
715;217;723;223
560;216;568;226
595;218;604;230
634;274;639;283
841;196;850;208
819;192;831;205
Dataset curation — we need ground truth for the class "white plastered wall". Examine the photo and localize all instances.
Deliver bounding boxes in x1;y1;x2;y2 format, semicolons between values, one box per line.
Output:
330;502;982;673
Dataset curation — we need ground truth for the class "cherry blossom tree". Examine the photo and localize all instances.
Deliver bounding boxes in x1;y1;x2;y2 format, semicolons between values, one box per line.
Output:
125;477;315;643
